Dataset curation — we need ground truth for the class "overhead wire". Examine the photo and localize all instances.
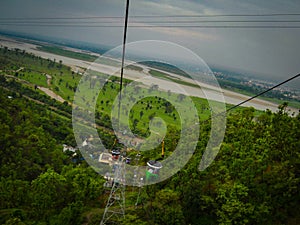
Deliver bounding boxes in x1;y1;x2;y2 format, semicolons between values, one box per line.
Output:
130;13;300;18
201;73;300;124
1;24;300;29
0;12;298;114
1;12;300;28
1;20;300;24
1;19;300;23
0;13;300;20
1;20;300;28
117;0;129;124
225;73;300;113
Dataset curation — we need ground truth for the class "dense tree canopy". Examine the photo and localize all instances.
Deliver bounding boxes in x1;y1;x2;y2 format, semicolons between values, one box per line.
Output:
0;47;299;224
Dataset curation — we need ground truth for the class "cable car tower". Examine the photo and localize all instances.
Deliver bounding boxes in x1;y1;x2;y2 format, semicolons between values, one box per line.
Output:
100;149;126;224
100;0;165;223
100;0;130;224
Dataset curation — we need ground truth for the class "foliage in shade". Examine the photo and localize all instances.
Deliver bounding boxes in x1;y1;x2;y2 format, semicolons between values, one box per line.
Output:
0;47;299;224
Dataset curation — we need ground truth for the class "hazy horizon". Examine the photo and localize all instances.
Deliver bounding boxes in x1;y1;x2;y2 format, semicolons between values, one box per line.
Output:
0;0;300;89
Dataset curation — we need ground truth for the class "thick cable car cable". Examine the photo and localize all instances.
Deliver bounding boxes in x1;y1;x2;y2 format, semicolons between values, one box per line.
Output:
100;1;130;224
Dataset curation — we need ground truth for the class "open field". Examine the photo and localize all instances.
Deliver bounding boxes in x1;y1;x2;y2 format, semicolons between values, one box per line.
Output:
0;35;298;115
0;46;216;135
1;36;299;225
37;45;98;62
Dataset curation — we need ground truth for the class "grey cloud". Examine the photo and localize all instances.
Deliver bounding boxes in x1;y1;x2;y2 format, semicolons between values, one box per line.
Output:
0;0;299;88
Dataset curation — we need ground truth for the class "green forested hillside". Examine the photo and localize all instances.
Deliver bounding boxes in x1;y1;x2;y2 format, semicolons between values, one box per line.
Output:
0;47;299;225
0;46;214;134
1;84;299;224
0;86;110;225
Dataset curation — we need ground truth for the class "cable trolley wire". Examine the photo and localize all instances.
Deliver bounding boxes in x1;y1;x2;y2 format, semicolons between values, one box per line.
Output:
225;73;300;113
198;73;300;126
117;0;129;123
2;23;300;29
1;13;300;28
2;20;300;24
0;13;300;20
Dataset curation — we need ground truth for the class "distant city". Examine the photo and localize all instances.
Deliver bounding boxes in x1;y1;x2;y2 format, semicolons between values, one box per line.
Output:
1;30;299;105
213;70;300;102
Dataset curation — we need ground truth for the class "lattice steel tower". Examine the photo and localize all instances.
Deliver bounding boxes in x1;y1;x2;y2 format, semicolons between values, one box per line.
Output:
100;0;130;223
100;149;126;225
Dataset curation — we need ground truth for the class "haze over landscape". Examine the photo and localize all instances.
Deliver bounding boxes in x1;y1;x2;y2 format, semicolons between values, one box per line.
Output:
1;35;295;113
1;0;300;89
0;1;300;225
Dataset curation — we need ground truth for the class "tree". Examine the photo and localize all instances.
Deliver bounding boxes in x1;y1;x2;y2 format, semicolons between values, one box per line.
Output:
58;60;63;69
30;169;67;219
149;84;158;93
4;218;26;225
134;85;141;94
145;189;185;225
139;110;144;119
0;178;29;209
54;201;84;225
148;112;156;121
62;166;104;203
216;182;256;225
133;118;139;131
177;94;185;102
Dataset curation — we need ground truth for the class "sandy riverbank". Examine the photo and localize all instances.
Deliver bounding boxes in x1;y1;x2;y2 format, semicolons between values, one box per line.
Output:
0;35;298;114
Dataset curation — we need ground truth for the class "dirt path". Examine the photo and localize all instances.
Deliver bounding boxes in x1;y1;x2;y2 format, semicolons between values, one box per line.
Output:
16;67;24;73
38;86;65;103
45;74;52;86
1;36;298;114
4;72;65;103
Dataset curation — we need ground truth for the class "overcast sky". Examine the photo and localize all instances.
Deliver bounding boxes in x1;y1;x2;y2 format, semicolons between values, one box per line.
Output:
0;0;300;89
